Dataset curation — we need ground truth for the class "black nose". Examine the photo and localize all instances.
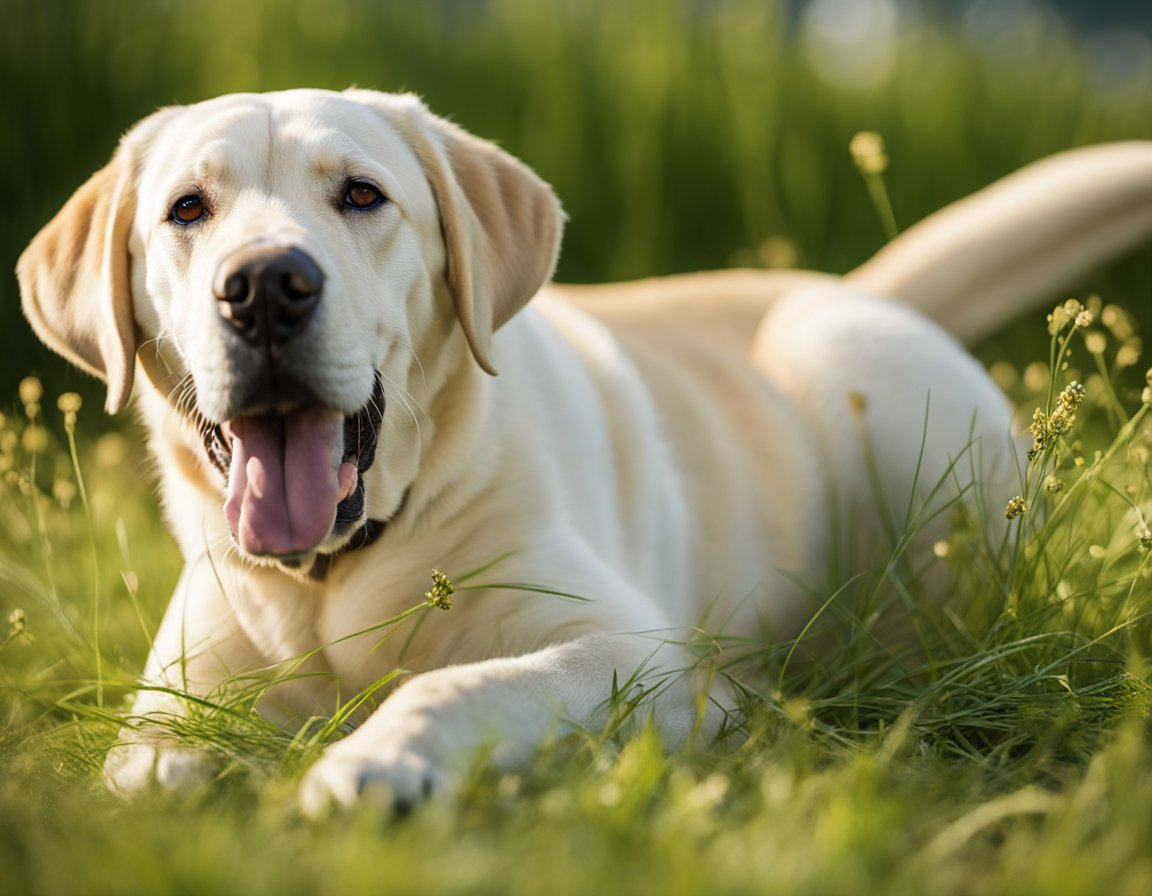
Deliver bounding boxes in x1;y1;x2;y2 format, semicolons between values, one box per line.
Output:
214;246;324;347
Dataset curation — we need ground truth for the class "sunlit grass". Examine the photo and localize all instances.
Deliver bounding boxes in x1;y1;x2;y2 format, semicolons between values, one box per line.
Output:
4;1;1152;892
2;290;1152;893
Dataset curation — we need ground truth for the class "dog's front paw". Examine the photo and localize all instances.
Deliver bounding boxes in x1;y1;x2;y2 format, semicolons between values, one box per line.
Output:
299;743;453;819
103;734;214;797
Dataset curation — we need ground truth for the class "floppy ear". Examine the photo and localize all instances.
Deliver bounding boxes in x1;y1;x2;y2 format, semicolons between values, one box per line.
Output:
17;152;138;414
388;95;565;374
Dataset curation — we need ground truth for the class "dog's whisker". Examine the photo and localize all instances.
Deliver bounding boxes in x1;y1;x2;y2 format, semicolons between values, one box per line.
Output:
376;363;422;417
138;329;194;379
378;370;422;445
157;372;200;433
393;338;429;401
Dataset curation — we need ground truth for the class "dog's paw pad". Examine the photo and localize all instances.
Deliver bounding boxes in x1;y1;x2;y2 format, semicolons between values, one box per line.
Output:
155;745;214;791
104;740;213;797
299;749;449;819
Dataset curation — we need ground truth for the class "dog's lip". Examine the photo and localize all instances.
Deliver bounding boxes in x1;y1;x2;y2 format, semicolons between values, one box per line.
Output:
336;461;359;502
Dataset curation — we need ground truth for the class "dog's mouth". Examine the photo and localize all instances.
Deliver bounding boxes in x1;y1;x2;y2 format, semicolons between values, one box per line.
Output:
203;374;385;559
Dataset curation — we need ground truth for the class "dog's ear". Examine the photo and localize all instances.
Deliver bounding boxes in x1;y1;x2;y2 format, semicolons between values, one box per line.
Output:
388;94;565;374
17;152;138;414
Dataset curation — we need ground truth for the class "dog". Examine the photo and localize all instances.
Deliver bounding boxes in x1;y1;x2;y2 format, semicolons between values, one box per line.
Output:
17;88;1152;815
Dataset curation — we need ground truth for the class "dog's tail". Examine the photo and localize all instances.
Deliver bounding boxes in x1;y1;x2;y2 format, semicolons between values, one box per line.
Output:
846;142;1152;346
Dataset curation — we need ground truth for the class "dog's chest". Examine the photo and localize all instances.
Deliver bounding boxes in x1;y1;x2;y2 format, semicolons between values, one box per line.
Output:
234;558;446;692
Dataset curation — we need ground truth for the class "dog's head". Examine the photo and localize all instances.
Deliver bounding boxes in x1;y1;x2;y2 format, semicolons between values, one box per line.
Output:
17;88;563;564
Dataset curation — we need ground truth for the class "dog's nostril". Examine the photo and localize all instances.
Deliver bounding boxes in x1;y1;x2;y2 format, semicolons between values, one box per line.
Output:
280;272;321;311
275;270;321;340
223;272;250;303
217;271;258;337
283;267;322;301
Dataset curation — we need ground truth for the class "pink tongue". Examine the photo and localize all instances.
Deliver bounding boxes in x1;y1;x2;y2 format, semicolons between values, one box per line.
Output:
223;408;347;557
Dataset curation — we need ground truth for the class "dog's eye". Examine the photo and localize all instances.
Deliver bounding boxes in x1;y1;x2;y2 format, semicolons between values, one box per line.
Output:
344;181;386;211
170;194;207;225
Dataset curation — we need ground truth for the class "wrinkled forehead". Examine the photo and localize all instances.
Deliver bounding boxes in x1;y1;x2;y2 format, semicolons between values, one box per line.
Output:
133;92;428;211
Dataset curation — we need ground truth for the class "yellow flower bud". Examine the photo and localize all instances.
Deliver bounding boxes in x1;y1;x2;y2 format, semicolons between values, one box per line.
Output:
18;377;42;406
57;393;82;414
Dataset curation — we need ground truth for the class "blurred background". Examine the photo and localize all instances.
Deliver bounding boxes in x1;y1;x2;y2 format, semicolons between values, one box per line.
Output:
3;0;1151;419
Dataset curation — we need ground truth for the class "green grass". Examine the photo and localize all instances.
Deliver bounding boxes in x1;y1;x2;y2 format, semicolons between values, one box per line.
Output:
2;304;1152;895
4;1;1152;893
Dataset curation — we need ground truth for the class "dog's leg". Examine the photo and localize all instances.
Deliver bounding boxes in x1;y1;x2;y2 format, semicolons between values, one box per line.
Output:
104;556;255;794
104;554;333;795
299;628;718;817
752;284;1021;574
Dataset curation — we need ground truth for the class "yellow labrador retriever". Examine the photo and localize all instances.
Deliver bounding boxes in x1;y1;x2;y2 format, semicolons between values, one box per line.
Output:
17;88;1152;814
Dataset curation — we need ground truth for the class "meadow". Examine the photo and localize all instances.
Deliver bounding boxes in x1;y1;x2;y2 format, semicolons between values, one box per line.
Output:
3;1;1152;893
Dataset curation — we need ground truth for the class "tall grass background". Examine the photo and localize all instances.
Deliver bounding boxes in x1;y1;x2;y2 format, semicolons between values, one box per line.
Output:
2;1;1152;893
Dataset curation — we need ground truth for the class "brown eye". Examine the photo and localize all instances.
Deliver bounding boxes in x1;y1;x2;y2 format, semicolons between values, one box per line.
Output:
171;194;207;225
344;181;385;210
